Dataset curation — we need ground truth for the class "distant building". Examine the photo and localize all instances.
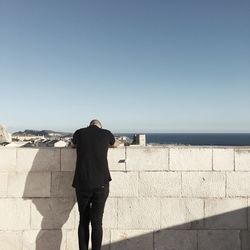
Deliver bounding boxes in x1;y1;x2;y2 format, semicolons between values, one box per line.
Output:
46;140;67;147
131;134;146;146
12;135;45;141
138;134;146;146
116;136;132;146
5;141;30;148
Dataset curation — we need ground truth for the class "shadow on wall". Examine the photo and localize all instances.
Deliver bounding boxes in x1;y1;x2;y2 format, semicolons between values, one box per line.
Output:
101;207;250;250
21;149;250;250
22;149;76;250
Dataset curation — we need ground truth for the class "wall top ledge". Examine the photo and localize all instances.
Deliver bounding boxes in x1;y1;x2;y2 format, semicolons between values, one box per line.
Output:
0;145;250;151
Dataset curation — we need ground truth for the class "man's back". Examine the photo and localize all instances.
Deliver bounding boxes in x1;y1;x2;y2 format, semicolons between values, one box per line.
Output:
72;125;115;190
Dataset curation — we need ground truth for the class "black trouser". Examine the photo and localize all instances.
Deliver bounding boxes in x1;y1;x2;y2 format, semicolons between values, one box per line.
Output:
76;184;109;250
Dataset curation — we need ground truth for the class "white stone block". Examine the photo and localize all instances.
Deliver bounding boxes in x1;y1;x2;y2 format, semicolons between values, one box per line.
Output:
198;230;241;250
17;148;60;172
23;230;66;250
126;147;168;171
0;172;8;197
9;172;51;198
0;231;22;250
161;198;204;229
108;147;126;171
61;148;76;171
51;172;75;197
139;172;181;197
103;198;118;229
22;230;38;250
182;172;225;197
0;148;16;171
117;198;161;229
111;230;153;250
170;148;212;171
30;198;75;229
213;148;234;171
235;149;250;171
110;172;138;197
227;172;250;197
205;198;247;229
61;148;126;172
0;198;30;230
73;203;79;229
154;230;197;250
65;230;78;250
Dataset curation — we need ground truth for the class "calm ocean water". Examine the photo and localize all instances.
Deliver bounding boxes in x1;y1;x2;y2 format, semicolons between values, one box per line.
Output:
116;133;250;146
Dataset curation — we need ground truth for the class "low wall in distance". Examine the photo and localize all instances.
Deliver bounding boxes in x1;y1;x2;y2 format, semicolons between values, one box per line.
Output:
0;146;250;250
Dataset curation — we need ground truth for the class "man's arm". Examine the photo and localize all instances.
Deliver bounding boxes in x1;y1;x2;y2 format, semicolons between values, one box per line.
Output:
109;131;120;148
110;139;120;148
71;130;78;147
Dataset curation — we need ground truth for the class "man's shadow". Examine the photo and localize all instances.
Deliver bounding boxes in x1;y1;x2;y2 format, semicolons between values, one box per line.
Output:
22;148;76;250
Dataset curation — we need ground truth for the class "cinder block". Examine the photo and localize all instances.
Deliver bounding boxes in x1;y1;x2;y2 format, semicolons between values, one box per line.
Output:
117;198;161;229
126;147;168;171
17;148;60;172
235;149;250;171
108;147;126;171
213;148;234;171
198;230;241;250
30;198;75;229
227;172;250;197
51;172;75;197
9;172;51;198
161;198;204;229
0;172;8;197
170;148;212;171
111;230;153;250
204;198;247;229
61;148;76;171
154;230;197;250
0;198;30;230
110;172;138;197
0;148;16;171
23;230;66;250
0;231;22;250
182;172;225;198
139;172;181;197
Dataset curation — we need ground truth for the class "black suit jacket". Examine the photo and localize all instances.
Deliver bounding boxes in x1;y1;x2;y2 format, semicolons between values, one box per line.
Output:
72;125;115;190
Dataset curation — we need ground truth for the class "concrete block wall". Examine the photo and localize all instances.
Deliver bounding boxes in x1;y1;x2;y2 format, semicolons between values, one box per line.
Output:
0;147;250;250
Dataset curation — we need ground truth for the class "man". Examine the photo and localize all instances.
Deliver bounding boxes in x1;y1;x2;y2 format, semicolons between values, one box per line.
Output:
72;119;118;250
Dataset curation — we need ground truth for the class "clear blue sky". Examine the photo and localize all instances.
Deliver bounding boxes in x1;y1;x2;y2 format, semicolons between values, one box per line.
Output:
1;0;249;133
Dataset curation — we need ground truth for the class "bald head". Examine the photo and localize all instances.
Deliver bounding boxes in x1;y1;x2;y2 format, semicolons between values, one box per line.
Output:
89;119;102;128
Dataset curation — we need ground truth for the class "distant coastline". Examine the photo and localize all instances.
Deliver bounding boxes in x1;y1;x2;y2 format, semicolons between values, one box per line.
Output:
115;133;250;146
5;129;250;147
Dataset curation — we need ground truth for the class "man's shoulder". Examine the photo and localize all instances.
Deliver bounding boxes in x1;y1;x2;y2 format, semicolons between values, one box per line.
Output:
100;128;113;135
73;127;87;135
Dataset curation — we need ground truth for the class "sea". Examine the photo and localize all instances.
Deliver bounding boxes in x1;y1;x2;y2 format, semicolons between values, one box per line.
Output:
115;133;250;146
